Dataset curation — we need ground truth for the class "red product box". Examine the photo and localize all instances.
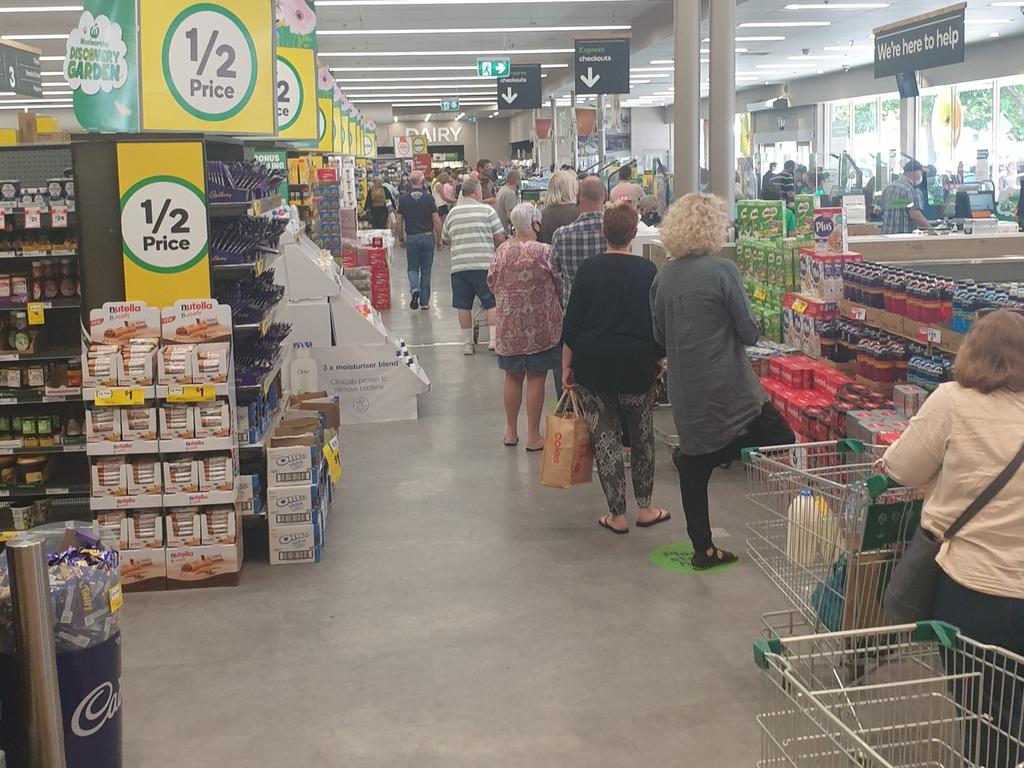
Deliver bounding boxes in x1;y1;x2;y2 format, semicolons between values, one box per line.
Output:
340;251;358;268
776;356;817;390
877;431;903;446
367;248;388;269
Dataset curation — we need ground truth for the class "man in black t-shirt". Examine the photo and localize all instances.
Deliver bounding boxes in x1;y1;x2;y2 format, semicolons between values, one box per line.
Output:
396;170;443;311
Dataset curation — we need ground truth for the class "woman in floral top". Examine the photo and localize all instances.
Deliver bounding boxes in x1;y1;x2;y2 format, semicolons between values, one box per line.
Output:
488;203;563;451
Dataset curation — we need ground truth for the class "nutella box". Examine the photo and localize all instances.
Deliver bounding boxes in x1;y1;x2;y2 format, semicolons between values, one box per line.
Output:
127;458;162;496
128;511;164;549
163;458;200;494
165;541;241;588
95;511;130;551
200;507;238;545
86;408;122;443
198;453;234;492
159;404;196;439
120;548;166;592
120;406;158;441
165;508;202;547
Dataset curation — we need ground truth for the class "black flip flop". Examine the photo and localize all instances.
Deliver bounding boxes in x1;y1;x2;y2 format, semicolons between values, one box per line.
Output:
525;445;544;452
636;509;672;528
599;516;629;535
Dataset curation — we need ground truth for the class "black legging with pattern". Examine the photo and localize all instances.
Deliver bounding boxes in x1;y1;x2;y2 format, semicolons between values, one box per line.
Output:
576;385;656;518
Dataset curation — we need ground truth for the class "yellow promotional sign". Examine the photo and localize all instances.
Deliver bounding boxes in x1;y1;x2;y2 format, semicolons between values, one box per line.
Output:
333;103;343;154
276;47;317;141
317;97;334;152
364;125;377;158
353;117;364;158
139;0;276;134
117;142;211;306
410;134;429;155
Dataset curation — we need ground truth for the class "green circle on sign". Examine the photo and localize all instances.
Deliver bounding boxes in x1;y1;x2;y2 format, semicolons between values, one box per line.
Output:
119;175;209;274
276;55;303;132
162;3;259;123
649;542;740;574
317;106;327;141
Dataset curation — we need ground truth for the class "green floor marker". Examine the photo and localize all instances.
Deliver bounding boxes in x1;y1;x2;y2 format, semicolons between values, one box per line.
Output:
649;542;741;574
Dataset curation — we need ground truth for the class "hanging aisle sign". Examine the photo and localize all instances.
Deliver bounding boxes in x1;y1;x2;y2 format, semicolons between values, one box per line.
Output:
139;0;276;134
873;3;966;79
333;93;344;155
574;38;630;95
316;61;335;152
117;142;211;307
497;63;541;111
275;1;317;141
66;0;140;132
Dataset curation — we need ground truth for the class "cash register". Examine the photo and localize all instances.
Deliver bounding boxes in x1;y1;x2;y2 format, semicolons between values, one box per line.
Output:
939;187;998;233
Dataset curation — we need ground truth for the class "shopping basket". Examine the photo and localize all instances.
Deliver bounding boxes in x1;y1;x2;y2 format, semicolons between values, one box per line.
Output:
743;439;923;633
753;616;1024;768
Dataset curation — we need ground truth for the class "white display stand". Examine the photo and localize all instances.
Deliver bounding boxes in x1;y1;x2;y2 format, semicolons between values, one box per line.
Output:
275;227;430;424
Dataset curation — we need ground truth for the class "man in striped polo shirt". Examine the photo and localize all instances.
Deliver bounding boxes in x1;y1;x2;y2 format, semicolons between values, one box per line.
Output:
441;178;506;355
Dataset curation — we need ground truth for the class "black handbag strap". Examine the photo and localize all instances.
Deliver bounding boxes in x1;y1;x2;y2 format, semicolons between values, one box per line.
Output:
944;438;1024;540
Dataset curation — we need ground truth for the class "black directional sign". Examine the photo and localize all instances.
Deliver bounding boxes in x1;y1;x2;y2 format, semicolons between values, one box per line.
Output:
497;64;542;111
0;41;41;98
574;38;630;95
873;3;965;79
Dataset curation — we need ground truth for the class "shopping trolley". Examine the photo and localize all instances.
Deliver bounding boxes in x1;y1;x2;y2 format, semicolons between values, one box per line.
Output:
743;439;923;633
753;615;1024;768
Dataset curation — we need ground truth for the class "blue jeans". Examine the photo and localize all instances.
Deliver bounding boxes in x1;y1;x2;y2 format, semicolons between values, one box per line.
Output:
405;233;435;306
932;570;1024;767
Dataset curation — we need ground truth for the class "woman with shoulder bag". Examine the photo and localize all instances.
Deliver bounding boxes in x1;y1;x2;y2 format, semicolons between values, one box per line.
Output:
880;309;1024;768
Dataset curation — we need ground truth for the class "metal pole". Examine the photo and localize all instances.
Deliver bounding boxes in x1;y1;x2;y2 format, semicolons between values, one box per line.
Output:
673;0;701;195
571;92;579;170
709;0;736;210
597;94;606;167
7;535;66;768
550;96;559;170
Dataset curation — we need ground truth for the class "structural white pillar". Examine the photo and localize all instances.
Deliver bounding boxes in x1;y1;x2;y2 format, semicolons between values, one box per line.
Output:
571;91;579;170
899;97;918;164
709;0;736;209
673;0;701;196
550;96;559;169
597;94;606;167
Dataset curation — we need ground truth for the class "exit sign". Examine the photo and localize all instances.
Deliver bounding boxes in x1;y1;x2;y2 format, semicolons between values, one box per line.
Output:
467;115;478;124
440;99;460;112
477;58;510;77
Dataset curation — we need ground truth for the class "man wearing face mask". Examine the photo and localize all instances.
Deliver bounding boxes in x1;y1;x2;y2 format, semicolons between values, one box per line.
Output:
476;159;497;206
881;160;930;234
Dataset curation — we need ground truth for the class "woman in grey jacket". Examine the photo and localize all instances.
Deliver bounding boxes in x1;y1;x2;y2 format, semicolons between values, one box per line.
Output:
651;193;794;570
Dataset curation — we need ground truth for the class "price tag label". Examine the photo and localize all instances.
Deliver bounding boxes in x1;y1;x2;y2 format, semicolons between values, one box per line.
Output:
791;298;809;314
254;255;265;277
121;178;209;276
109;582;124;613
926;327;942;344
164;7;258;122
94;387;146;407
259;315;272;337
0;210;5;229
165;384;216;402
849;306;867;321
753;287;767;302
26;302;45;326
51;205;68;228
24;206;42;229
323;435;341;483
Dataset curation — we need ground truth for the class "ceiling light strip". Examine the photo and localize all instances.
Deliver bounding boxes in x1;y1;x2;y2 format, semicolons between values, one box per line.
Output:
317;25;629;35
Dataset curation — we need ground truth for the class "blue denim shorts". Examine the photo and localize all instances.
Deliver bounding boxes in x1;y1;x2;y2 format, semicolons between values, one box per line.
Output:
497;345;562;374
451;269;495;311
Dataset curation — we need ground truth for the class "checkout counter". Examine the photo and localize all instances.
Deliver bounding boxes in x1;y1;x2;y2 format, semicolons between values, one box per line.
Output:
846;230;1024;263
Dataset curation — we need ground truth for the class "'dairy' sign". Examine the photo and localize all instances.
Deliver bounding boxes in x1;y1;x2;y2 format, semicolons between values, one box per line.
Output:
873;2;965;79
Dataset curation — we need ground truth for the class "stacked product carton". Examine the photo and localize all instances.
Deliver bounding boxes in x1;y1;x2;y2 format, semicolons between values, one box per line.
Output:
735;194;815;342
266;392;341;565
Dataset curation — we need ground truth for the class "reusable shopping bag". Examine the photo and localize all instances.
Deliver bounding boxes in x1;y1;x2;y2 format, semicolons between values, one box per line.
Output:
540;390;593;489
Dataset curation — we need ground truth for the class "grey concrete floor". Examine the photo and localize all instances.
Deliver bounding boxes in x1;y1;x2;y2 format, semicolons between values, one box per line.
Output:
120;246;788;766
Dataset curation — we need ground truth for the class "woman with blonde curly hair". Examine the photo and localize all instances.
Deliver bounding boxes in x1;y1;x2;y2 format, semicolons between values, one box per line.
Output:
651;192;794;569
538;170;580;244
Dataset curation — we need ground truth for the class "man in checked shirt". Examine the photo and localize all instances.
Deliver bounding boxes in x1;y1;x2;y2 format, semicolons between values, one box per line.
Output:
550;175;608;311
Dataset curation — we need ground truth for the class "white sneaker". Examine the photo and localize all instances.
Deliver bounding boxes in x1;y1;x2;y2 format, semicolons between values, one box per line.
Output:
463;342;475;355
487;339;496;351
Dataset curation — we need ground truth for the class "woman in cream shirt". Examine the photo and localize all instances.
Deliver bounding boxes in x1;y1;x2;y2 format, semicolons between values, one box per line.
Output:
881;309;1024;767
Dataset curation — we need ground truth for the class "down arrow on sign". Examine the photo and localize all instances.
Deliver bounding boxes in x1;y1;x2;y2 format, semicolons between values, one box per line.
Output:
579;67;600;88
501;87;518;104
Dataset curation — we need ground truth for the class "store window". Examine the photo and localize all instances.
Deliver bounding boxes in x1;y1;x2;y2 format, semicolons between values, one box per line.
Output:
956;81;995;182
998;78;1024;192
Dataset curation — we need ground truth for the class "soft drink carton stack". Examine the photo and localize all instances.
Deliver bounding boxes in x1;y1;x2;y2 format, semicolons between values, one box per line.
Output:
366;246;391;311
894;383;927;416
265;392;341;565
759;354;855;441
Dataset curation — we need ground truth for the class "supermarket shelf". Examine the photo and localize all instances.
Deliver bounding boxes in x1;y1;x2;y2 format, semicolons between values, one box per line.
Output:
211;247;282;277
239;401;285;450
0;389;82;405
158;436;234;453
0;297;80;311
232;295;285;336
89;493;163;511
0;443;85;456
161;488;238;507
83;386;157;403
0;203;76;215
86;440;159;456
209;195;283;218
0;482;91;499
0;248;78;260
0;345;81;363
236;354;284;398
155;383;231;400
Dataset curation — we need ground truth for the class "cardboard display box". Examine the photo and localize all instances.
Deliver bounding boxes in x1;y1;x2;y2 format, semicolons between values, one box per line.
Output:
120;548;167;592
165;539;242;588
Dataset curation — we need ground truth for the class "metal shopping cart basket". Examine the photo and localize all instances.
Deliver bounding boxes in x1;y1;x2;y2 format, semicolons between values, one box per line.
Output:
753;616;1024;767
744;439;923;633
